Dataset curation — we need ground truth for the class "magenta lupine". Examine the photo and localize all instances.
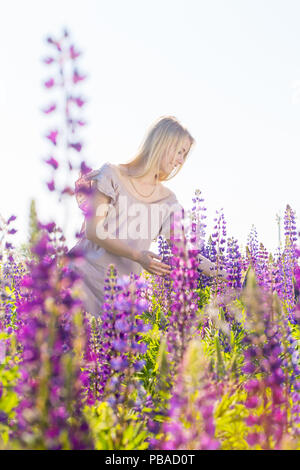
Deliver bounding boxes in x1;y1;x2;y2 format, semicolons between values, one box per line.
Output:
42;103;56;114
46;130;58;146
44;78;55;89
43;56;55;65
42;28;87;202
14;232;92;449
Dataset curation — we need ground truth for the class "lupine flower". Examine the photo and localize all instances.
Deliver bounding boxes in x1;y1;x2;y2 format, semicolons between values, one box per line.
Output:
72;69;86;84
45;157;58;170
46;130;58;146
165;210;200;368
47;180;55;191
70;45;81;60
42;104;56;114
43;57;55;65
7;215;16;225
68;142;82;152
44;78;55;88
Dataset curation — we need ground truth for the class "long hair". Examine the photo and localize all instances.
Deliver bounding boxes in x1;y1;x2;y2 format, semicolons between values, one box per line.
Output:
122;115;195;182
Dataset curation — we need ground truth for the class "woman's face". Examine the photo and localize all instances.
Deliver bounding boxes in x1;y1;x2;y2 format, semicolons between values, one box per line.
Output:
160;135;192;177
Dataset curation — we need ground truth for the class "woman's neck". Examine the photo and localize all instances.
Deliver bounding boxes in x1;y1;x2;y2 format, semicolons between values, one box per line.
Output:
122;164;159;185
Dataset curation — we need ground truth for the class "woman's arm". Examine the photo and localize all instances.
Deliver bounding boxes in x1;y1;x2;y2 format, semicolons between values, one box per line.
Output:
197;254;229;279
85;186;171;276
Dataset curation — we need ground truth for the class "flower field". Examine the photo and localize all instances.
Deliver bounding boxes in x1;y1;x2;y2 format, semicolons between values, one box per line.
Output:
0;29;300;451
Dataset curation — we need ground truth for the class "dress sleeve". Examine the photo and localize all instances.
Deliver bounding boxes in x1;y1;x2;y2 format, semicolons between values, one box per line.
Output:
158;195;184;240
85;162;119;204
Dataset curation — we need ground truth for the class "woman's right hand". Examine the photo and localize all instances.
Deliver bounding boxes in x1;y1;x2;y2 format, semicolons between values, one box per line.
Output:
136;250;172;276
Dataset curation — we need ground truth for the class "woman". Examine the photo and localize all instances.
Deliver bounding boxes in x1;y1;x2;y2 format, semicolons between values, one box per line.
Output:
70;115;228;317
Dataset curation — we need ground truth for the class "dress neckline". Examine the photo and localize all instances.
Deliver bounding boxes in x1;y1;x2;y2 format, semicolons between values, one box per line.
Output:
108;163;174;204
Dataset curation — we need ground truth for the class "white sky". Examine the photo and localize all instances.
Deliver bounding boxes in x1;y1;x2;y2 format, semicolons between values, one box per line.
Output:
1;0;300;254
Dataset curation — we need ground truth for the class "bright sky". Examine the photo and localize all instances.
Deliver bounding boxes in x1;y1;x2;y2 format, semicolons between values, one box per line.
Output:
1;0;300;255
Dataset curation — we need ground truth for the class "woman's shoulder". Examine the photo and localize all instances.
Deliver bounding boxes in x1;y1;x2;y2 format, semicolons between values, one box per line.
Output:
85;161;119;202
85;161;113;180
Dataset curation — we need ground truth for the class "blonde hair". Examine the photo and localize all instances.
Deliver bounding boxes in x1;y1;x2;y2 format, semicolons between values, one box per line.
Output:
122;115;195;182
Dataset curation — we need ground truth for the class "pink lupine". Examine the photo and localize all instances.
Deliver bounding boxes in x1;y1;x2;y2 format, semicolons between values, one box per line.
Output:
44;78;55;88
46;36;62;52
46;130;58;146
42;103;56;114
69;44;81;60
74;96;85;107
43;57;55;65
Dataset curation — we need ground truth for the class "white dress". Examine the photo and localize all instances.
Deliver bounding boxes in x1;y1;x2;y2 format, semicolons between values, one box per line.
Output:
69;162;182;317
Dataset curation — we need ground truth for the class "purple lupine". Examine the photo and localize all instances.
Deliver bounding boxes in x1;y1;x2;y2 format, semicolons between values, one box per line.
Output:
280;205;298;319
81;262;151;410
225;237;242;289
209;208;227;296
165;210;200;368
189;189;207;254
152;235;172;321
240;269;299;449
45;157;59;170
82;269;152;448
81;264;121;403
153;341;223;450
255;242;271;291
188;189;213;289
